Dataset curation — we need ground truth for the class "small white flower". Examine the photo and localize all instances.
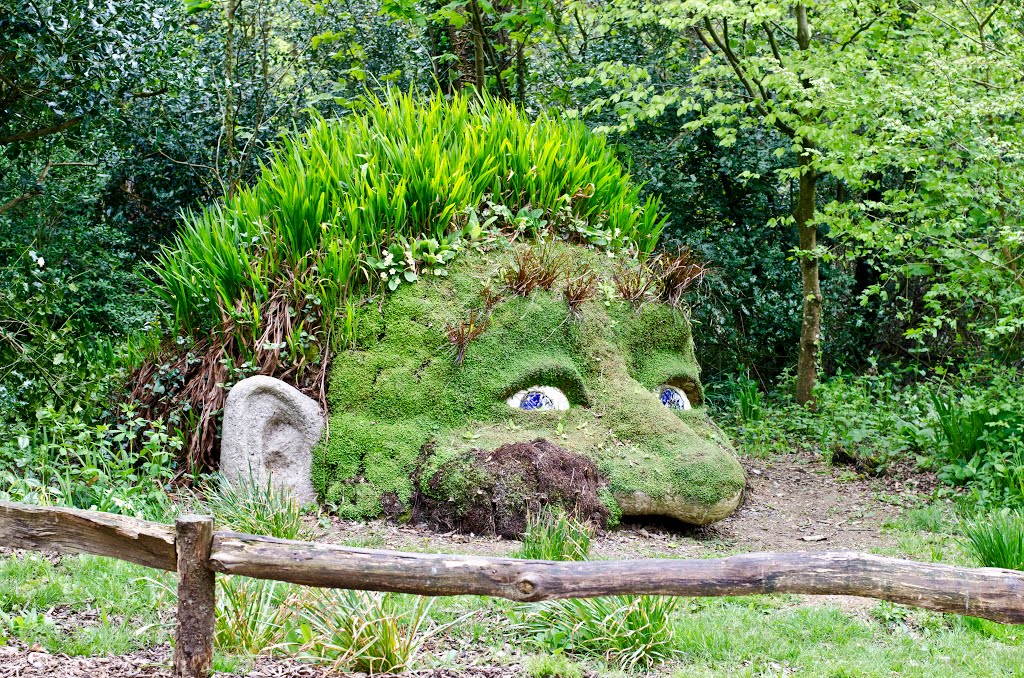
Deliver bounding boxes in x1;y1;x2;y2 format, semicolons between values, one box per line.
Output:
36;257;44;268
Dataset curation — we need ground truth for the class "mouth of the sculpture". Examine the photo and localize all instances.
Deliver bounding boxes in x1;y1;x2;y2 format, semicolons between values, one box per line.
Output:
412;437;610;538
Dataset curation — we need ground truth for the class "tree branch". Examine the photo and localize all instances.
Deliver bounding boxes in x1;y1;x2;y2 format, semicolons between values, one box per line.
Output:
698;19;797;138
763;21;785;66
0;116;83;145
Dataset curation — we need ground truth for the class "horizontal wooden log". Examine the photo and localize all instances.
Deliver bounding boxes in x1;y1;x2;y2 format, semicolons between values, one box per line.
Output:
0;501;176;571
210;533;1024;624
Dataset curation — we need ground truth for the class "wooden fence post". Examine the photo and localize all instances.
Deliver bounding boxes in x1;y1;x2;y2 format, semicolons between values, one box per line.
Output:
173;515;215;678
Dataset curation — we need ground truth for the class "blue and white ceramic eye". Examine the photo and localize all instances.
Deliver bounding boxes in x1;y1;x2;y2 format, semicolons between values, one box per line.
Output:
507;386;570;411
657;385;692;411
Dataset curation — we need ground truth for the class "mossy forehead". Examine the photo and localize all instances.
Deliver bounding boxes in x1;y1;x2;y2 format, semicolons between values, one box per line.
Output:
315;241;744;521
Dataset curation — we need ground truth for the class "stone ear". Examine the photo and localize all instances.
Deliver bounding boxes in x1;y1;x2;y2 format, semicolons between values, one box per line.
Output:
221;375;323;505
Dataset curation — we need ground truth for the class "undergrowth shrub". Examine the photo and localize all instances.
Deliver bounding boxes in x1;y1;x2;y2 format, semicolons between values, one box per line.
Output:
511;508;678;671
144;90;666;468
516;596;680;672
723;363;1024;509
0;407;177;520
215;576;293;655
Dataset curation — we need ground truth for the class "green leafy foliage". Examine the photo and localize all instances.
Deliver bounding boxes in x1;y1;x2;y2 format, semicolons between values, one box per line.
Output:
727;364;1024;509
510;498;678;672
0;407;177;521
154;89;663;342
215;576;293;655
290;590;438;673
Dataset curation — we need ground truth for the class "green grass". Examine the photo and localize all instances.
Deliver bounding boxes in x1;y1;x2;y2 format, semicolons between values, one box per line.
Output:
1;530;1022;675
0;553;168;655
153;90;665;351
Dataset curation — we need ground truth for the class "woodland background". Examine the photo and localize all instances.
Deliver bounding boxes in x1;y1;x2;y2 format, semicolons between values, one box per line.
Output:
3;0;1024;510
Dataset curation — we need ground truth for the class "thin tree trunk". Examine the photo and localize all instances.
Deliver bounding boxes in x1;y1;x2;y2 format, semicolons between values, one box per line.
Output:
516;41;526;108
795;149;820;407
222;0;238;198
469;0;486;91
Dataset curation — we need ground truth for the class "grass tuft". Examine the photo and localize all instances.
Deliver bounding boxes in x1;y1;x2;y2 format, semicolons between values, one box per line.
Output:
516;595;680;672
500;245;564;296
612;264;657;309
291;589;436;674
653;247;706;307
516;510;593;562
200;470;306;540
962;509;1024;570
563;263;598;319
445;309;490;366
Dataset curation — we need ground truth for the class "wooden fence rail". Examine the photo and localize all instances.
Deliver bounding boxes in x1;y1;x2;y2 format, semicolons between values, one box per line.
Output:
2;501;1023;677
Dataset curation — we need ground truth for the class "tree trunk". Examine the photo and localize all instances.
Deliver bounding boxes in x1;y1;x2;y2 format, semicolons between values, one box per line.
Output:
469;0;486;91
795;149;820;407
222;0;238;198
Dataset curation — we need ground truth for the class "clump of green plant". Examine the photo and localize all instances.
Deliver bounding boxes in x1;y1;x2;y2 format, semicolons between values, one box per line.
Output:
215;576;293;655
0;407;177;521
199;470;306;539
932;392;994;461
524;653;585;678
516;510;593;561
512;509;676;671
961;509;1024;571
515;595;680;672
291;589;437;674
735;375;764;424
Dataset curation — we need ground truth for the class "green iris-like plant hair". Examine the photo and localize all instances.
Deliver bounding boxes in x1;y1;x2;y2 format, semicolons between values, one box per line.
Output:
140;90;667;468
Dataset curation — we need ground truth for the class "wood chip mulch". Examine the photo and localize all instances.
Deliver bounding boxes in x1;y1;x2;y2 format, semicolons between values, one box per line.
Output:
0;644;520;678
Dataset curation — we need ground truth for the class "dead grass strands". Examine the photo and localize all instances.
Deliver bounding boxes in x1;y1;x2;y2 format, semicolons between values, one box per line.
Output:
445;308;490;366
654;248;707;307
563;264;598;319
612;264;658;309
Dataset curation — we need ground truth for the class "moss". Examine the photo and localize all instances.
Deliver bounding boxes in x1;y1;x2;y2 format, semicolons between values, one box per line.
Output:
598;487;622;528
315;241;745;522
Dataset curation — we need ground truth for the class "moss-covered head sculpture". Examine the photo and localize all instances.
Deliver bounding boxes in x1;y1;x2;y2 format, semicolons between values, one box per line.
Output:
320;241;744;534
149;91;744;534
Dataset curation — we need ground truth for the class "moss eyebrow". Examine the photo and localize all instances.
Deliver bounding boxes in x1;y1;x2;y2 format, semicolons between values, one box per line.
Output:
503;364;589;406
